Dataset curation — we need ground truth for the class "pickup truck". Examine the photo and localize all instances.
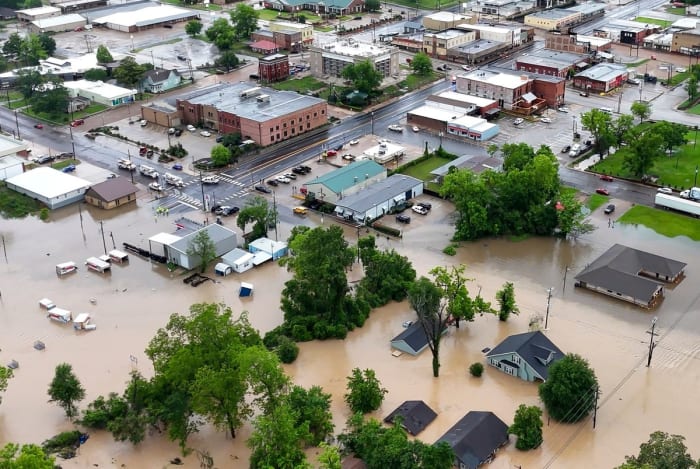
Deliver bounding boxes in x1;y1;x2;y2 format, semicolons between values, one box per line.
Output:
139;165;159;179
118;159;136;171
164;173;184;187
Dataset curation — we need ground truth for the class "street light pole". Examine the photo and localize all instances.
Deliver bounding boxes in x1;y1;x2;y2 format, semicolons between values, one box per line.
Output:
69;125;76;159
371;111;374;135
646;317;659;367
14;110;20;139
544;287;553;330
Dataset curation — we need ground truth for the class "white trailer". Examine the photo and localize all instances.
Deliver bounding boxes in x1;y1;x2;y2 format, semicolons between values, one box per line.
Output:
655;193;700;217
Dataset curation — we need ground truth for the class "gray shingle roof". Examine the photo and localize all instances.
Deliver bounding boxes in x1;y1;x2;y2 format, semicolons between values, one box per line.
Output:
391;321;429;354
486;331;564;380
384;400;437;436
435;411;509;469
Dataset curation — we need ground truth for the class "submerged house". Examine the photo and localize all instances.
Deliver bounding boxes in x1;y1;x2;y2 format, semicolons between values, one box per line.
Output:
435;411;509;469
384;400;438;436
486;331;564;382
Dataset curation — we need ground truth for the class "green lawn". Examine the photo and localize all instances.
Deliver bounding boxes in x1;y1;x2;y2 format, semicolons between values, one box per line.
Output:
391;0;459;10
626;58;650;68
270;76;326;93
688;103;700;115
619;205;700;240
665;6;686;14
634;16;672;28
587;193;609;212
400;156;452;181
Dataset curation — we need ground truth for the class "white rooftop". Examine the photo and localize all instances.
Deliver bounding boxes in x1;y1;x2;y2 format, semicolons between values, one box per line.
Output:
64;80;136;99
92;4;193;28
576;34;612;47
6;167;90;198
462;69;530;89
149;232;182;245
672;17;700;29
249;237;287;252
458;23;512;34
425;11;469;22
31;13;85;29
17;6;60;15
318;40;393;59
271;20;310;30
434;90;497;107
0;134;28;157
410;105;463;122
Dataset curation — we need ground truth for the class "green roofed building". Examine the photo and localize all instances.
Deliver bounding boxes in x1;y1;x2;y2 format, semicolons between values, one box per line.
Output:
300;159;386;204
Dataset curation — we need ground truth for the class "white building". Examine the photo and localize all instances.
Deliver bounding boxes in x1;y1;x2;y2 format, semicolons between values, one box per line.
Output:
363;141;405;164
0;135;28;181
457;23;516;45
309;39;399;78
16;5;61;22
89;4;199;32
149;224;238;270
29;13;86;33
6;167;91;209
63;80;136;106
333;175;424;223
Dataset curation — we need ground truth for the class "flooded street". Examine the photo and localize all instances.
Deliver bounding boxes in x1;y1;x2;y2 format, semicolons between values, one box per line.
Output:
1;193;699;468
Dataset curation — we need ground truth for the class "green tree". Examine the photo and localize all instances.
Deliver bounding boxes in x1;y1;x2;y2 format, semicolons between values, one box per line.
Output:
248;402;311;469
229;3;259;40
495;281;519;321
206;18;236;50
185;19;203;38
317;443;342;469
215;50;239;72
344;368;387;414
113;57;151;91
357;237;416;307
48;363;85;420
686;74;699;102
96;44;113;64
410;52;432;76
654;121;687;156
430;264;491;328
538;354;598;423
84;68;108;81
280;226;365;341
31;84;69;116
288;385;334;446
408;276;444;377
509;404;543;450
236;195;277;242
0;366;12;406
580;109;614;155
0;443;55;468
612;113;635;147
619;431;697;469
341;59;383;96
2;33;21;57
210;143;231;167
364;0;380;10
14;68;44;100
19;34;47;65
185;229;216;273
623;127;664;177
556;188;594;239
631;100;652;123
37;34;56;56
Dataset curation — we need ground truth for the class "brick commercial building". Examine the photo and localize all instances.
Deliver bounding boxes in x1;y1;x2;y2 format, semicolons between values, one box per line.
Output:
671;27;700;54
545;32;612;53
258;53;290;83
515;50;589;78
573;63;628;93
176;82;327;147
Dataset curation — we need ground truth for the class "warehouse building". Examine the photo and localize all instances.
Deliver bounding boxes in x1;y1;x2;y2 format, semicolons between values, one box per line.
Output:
0;135;29;181
301;159;386;204
423;11;475;30
89;3;199;32
6;167;91;209
515;50;589;78
408;105;500;141
573;63;628;93
63;80;136;106
29;14;86;33
16;6;61;22
333;175;424;223
524;9;581;31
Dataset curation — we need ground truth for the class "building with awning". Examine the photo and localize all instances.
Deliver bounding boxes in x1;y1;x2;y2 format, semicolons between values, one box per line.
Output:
407;105;499;141
333;174;423;223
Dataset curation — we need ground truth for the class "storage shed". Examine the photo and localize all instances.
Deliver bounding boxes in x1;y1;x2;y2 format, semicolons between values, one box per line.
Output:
221;248;255;273
248;237;288;262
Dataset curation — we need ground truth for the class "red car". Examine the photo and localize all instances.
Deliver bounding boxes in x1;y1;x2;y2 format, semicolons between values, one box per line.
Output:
70;119;85;127
599;175;613;182
34;123;43;129
596;188;610;196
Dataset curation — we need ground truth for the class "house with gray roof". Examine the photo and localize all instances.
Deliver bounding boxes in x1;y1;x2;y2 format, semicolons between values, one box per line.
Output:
430;154;503;183
391;319;446;356
384;400;437;436
333;174;423;223
486;331;564;382
574;244;686;308
301;160;386;205
435;411;509;469
140;69;181;94
149;224;237;270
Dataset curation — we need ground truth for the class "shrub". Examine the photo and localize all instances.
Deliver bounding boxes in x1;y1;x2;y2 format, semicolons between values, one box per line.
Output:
372;223;401;238
443;244;457;256
39;208;49;221
469;362;484;377
276;336;299;364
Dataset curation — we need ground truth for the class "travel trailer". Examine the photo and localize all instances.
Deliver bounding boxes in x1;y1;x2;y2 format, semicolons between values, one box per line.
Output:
73;313;97;331
55;262;78;276
48;307;72;323
85;257;111;273
108;249;129;263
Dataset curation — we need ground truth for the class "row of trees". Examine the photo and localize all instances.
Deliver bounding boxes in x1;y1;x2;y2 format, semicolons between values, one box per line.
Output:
441;143;592;241
2;32;55;68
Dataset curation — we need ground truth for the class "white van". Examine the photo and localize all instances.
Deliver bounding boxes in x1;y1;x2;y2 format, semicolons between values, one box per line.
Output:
600;107;613;114
164;173;184;187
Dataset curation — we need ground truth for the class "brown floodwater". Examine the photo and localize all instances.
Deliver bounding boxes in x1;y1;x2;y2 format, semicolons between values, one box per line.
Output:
1;194;699;469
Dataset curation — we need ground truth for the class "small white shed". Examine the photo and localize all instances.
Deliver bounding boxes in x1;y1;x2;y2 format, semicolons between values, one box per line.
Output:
215;263;233;276
221;248;255;273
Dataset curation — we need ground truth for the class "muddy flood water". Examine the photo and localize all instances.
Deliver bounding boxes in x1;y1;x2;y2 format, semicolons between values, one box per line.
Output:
1;194;699;469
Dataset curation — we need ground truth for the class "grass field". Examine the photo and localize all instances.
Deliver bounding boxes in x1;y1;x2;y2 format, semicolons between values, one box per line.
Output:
688;103;700;115
400;156;452;181
270;77;326;93
634;16;672;28
665;6;686;14
619;205;700;240
587;193;609;212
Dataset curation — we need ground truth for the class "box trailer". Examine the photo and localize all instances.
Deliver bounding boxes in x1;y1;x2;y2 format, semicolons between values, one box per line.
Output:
86;257;111;273
655;193;700;217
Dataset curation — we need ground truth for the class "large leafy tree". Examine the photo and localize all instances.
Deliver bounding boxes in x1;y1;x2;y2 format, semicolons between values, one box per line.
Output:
341;59;383;96
410;52;432;76
113;57;151;91
2;33;22;57
538;354;598;423
618;431;698;469
31;85;69;116
580;109;614;155
344;368;387;414
15;69;45;100
631;100;652;123
408;276;443;377
248;402;311;469
185;229;216;273
317;443;342;469
206;18;236;51
686;74;698;102
280;226;365;341
37;34;56;56
556;188;594;239
19;34;48;65
185;20;203;38
96;44;113;64
495;281;518;322
288;385;334;446
215;50;239;72
0;443;55;468
47;363;85;420
236;195;277;242
654;121;687;156
357;235;416;307
612;113;635;148
623;127;664;177
364;0;380;10
210;143;231;167
84;68;108;81
0;367;11;406
509;404;543;450
230;3;259;40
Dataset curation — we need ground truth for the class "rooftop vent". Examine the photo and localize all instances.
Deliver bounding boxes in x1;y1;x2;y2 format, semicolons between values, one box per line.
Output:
256;94;270;103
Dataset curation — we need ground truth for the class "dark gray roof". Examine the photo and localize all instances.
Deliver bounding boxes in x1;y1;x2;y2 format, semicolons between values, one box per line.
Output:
431;154;502;177
486;331;564;380
170;224;236;252
391;321;429;354
435;411;509;469
143;69;180;83
384;400;438;436
575;244;686;301
86;177;137;202
335;174;423;214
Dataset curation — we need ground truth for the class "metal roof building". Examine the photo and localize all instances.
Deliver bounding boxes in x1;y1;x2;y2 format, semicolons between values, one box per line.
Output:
6;167;91;209
90;3;199;32
29;13;86;33
301;160;386;205
333;174;423;223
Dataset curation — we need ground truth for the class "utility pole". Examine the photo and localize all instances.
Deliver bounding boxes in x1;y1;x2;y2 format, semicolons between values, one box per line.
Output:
99;221;107;255
592;386;600;428
199;171;206;212
563;265;569;294
646;316;659;367
371;111;375;135
69;124;76;158
272;190;278;242
14;110;20;139
544;287;553;330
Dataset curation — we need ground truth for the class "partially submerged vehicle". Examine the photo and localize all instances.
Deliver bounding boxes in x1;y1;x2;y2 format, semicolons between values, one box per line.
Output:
73;313;97;331
48;307;72;324
85;257;111;273
55;262;77;276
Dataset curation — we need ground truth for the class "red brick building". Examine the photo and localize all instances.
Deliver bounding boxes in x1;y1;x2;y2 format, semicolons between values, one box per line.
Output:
259;53;290;83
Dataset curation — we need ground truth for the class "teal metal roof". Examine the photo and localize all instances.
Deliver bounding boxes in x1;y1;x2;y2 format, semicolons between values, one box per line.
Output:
269;0;355;8
304;160;385;194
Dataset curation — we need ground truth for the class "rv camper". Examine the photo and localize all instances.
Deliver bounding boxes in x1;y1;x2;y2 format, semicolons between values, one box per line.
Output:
73;313;97;331
48;307;72;323
39;298;55;310
108;249;129;263
86;257;111;273
55;262;78;276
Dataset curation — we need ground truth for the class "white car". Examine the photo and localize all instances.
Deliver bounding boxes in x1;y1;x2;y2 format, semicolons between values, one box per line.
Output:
558;107;569;113
139;120;147;127
276;175;291;184
349;139;359;145
200;130;211;137
657;187;673;194
412;126;419;132
283;172;297;180
148;182;164;192
388;124;403;132
187;124;196;132
412;205;428;215
514;118;524;125
168;127;176;134
541;117;552;123
201;175;219;184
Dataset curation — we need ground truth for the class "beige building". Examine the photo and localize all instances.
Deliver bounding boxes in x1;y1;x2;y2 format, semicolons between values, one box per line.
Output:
524;9;581;31
16;5;60;22
424;30;477;58
671;27;700;54
309;39;398;78
422;11;475;31
269;20;314;46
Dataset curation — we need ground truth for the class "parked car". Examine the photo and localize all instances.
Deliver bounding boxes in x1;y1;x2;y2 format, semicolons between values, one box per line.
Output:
657;187;673;194
34;123;43;129
300;165;312;173
200;130;211;137
106;173;116;179
174;128;183;136
513;118;524;125
604;203;615;214
35;155;55;164
326;149;337;157
62;164;76;173
201;175;219;184
255;185;271;194
266;179;279;186
168;127;176;134
412;205;429;215
177;55;187;61
215;206;239;216
579;91;589;97
56;152;74;159
354;15;362;20
292;167;306;175
600;174;614;182
172;164;183;171
284;172;297;180
569;143;581;158
596;188;610;196
540;117;552;124
396;214;411;224
148;182;164;192
412;126;419;132
557;107;569;113
70;119;85;127
276;175;291;184
139;120;147;127
349;139;359;145
417;202;432;210
561;145;571;154
293;207;308;215
215;135;224;143
187;124;196;132
388;124;403;132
